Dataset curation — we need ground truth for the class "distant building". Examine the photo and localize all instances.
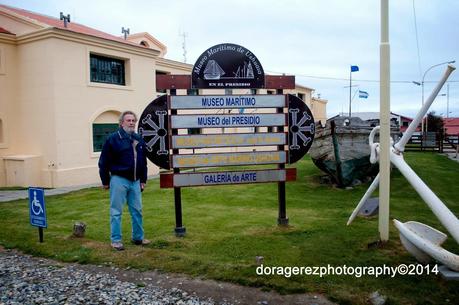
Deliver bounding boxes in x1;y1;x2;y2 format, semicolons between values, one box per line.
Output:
444;118;459;135
0;4;327;187
393;113;416;133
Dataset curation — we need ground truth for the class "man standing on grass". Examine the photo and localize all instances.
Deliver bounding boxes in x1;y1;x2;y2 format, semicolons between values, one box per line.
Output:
98;110;150;251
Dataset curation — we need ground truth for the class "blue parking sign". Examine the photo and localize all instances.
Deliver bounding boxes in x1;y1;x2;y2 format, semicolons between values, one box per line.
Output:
29;187;47;228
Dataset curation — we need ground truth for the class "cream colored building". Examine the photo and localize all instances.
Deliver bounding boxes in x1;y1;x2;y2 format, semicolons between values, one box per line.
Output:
0;4;327;188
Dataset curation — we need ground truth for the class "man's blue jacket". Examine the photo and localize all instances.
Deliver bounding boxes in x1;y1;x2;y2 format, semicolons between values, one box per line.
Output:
98;127;148;186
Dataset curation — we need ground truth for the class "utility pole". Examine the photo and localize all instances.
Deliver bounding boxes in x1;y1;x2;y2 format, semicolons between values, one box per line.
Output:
447;83;450;118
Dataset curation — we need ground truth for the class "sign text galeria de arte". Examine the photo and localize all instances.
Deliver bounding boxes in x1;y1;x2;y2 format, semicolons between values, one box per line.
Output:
138;43;315;235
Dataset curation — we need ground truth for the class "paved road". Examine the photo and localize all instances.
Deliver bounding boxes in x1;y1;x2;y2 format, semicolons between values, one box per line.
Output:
0;183;100;203
445;152;459;162
0;174;161;203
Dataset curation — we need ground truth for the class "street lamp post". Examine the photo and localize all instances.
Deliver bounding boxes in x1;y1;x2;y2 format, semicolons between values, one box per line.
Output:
446;83;450;118
421;60;455;133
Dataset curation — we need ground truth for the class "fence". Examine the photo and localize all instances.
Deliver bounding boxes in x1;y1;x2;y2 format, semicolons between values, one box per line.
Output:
405;132;459;153
405;132;443;152
445;134;459;158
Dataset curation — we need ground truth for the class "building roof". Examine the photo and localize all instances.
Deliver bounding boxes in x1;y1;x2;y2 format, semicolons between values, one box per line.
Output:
444;117;459;125
0;4;155;49
337;112;401;121
125;32;167;54
444;117;459;135
0;26;14;35
294;83;314;91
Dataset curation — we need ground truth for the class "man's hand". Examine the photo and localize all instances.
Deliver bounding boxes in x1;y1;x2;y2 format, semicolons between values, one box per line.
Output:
140;183;146;192
102;185;109;190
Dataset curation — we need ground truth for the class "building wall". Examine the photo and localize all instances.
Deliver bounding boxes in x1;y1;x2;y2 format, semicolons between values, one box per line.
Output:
1;36;60;187
311;97;327;124
0;30;162;187
0;36;17;186
51;38;159;187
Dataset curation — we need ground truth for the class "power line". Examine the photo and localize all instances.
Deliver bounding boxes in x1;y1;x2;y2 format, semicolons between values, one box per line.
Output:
265;70;459;84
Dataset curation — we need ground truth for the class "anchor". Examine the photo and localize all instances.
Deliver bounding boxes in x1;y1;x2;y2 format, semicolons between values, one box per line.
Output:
347;64;459;273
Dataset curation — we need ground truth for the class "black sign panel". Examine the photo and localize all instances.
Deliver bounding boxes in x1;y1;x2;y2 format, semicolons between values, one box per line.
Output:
288;94;315;164
192;43;265;89
138;95;171;169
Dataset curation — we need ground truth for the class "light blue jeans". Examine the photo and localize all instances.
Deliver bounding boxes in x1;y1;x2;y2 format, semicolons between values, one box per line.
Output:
109;175;144;243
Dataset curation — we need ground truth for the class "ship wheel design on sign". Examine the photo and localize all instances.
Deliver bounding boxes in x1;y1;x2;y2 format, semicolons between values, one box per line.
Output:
140;113;168;154
288;94;315;164
138;95;171;169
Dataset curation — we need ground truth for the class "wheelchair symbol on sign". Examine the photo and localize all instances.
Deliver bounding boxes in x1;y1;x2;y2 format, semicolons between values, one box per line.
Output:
31;191;44;215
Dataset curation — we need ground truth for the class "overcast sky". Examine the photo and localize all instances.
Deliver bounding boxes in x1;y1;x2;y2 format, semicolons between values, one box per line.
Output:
3;0;459;118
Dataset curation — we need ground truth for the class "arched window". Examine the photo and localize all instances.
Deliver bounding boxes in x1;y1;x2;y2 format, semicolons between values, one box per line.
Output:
140;40;150;48
92;110;120;152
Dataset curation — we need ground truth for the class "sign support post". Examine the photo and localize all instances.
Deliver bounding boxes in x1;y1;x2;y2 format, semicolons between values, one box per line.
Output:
170;89;186;237
39;227;43;243
277;89;288;226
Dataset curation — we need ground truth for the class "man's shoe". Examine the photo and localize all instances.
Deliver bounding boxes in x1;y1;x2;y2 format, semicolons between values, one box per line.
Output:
111;242;125;251
132;239;151;246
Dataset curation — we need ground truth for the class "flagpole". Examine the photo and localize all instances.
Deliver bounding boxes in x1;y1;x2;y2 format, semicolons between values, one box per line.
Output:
349;68;352;118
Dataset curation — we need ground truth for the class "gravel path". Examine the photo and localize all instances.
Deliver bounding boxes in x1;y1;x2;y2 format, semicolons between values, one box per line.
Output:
0;250;232;305
0;248;335;305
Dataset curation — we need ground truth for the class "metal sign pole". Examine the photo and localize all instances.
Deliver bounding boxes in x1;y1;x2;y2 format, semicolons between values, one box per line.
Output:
277;89;288;226
39;227;43;243
170;89;186;237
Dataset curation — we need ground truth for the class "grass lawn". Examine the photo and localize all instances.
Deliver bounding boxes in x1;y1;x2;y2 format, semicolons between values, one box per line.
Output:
1;152;458;305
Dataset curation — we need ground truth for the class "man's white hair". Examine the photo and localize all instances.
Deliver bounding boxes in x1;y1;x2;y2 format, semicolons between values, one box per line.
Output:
119;110;138;126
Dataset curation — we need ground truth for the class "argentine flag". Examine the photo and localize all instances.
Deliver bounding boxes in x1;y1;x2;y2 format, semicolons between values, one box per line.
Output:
358;90;369;99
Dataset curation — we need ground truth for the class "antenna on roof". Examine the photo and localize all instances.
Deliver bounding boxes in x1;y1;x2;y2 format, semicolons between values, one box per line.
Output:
179;31;188;63
121;27;130;40
59;12;71;28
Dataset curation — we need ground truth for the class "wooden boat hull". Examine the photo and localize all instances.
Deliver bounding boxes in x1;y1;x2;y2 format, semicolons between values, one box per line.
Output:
309;117;398;187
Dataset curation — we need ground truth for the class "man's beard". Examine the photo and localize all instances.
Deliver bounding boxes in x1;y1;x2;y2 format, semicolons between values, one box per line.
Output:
123;126;135;134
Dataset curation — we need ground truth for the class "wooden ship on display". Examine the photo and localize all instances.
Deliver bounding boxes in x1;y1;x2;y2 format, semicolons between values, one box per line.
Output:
309;116;400;187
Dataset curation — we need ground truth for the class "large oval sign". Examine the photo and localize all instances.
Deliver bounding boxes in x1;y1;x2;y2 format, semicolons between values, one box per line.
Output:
288;94;315;164
138;95;170;169
192;43;265;89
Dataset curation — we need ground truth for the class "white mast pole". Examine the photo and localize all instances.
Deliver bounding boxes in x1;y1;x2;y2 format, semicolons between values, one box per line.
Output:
379;0;391;241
